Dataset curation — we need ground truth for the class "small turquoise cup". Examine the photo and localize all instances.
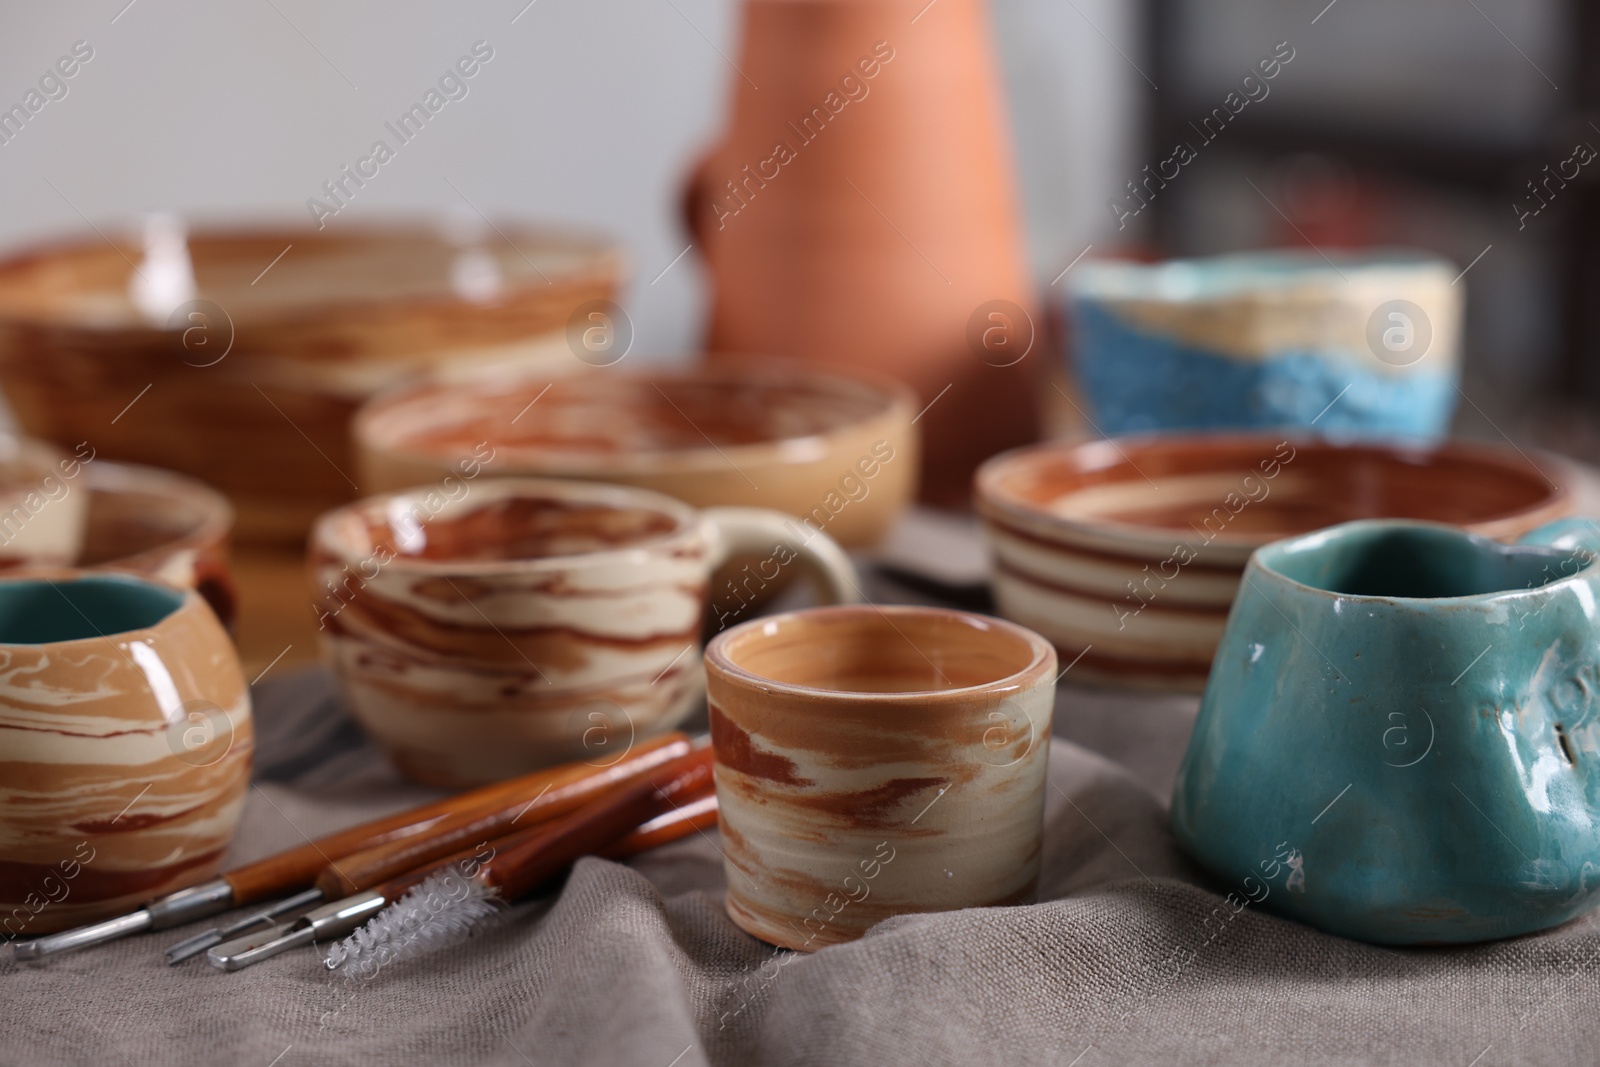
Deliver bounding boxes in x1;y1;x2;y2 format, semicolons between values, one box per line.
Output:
1173;517;1600;944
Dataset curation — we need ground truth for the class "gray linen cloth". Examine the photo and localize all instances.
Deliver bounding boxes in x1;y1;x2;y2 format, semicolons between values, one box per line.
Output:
3;663;1597;1067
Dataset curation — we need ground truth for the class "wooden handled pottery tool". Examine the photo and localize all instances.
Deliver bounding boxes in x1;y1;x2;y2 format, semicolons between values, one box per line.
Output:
206;747;715;971
12;733;690;961
160;733;694;964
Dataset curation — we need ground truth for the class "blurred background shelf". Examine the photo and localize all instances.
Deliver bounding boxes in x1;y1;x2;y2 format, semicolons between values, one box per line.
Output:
1143;0;1600;421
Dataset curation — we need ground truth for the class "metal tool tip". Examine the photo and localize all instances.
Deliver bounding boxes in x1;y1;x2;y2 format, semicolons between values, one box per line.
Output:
7;909;154;961
205;946;242;972
164;931;222;965
206;923;312;972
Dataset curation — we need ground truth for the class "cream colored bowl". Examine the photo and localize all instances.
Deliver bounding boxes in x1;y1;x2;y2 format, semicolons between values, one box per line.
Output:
353;362;920;548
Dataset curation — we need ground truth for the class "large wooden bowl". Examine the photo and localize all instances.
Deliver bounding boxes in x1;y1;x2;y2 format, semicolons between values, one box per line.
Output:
0;221;621;544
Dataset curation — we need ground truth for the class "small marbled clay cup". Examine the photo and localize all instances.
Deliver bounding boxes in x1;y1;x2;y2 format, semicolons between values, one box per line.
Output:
310;478;859;788
705;605;1057;950
0;573;252;937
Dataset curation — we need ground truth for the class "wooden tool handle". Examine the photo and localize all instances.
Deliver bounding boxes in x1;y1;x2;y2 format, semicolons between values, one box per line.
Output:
371;747;715;906
487;747;715;902
600;789;717;859
221;733;689;905
312;736;693;898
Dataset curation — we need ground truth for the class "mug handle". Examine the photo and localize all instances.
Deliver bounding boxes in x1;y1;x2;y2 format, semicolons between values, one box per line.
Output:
1517;517;1600;555
701;507;862;608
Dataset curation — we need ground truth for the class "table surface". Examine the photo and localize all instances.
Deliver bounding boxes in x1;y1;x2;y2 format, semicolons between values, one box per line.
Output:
9;502;1595;1066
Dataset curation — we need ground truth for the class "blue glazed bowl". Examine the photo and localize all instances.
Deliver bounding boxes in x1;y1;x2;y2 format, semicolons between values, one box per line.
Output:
1064;250;1461;439
1172;517;1600;944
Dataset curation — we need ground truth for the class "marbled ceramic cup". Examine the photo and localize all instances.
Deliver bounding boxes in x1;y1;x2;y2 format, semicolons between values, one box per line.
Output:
0;573;252;937
705;605;1056;950
310;478;860;788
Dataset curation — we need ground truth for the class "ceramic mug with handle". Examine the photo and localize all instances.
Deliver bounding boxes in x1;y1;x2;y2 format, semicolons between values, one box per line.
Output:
1173;517;1600;944
310;477;860;787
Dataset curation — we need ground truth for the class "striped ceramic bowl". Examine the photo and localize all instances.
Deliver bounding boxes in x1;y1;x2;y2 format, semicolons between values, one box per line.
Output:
975;434;1573;693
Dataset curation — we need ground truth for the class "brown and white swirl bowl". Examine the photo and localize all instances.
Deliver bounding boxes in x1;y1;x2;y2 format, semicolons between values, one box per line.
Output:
0;573;252;938
975;433;1573;693
352;362;920;549
309;478;859;788
0;220;621;545
705;605;1056;950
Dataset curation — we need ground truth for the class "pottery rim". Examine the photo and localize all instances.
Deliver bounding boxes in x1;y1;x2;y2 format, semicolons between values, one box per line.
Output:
310;476;717;577
705;603;1055;703
354;362;920;478
83;460;233;568
0;570;190;646
1248;517;1600;606
0;218;622;331
0;436;70;485
974;432;1572;554
1064;247;1456;301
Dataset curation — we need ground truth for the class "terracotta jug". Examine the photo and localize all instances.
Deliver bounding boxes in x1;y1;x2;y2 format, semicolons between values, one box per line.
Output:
684;0;1039;505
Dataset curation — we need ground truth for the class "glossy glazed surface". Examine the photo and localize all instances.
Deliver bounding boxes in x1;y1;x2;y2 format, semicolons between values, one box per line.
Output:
0;575;252;936
975;434;1572;692
1172;519;1600;944
0;222;620;544
354;364;919;549
705;605;1055;950
311;478;859;787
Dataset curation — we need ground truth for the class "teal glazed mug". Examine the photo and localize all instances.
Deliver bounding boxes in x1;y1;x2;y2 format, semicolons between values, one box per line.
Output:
1172;517;1600;944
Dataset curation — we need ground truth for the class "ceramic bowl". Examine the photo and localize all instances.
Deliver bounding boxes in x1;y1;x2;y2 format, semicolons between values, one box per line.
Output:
309;477;859;788
78;460;236;629
352;362;920;548
975;434;1572;692
0;437;90;567
0;219;622;545
705;605;1056;950
1173;519;1600;944
0;573;252;937
1065;250;1461;439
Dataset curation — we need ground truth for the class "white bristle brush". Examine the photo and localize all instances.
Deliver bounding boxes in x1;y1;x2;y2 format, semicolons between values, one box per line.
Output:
323;869;498;971
323;764;719;973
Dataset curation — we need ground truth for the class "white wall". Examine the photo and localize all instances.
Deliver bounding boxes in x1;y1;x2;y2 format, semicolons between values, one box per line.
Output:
0;0;1139;361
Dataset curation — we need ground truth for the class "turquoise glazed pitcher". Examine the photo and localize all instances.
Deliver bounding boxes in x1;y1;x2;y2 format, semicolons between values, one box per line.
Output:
1172;517;1600;944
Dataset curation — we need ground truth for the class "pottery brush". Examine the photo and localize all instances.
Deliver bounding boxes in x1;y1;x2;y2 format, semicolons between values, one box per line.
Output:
12;733;691;961
328;771;719;974
206;747;715;972
162;737;698;965
324;791;722;971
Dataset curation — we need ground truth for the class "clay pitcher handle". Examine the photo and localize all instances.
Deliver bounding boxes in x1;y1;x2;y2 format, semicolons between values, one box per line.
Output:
702;507;862;609
680;148;720;255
